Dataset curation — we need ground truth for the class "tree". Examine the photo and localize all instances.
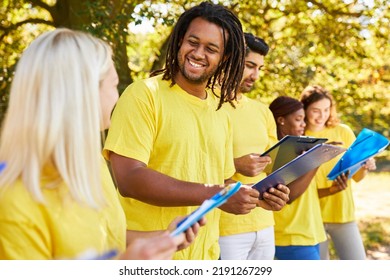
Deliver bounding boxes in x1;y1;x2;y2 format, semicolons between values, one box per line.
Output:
231;0;390;136
1;0;142;122
1;0;390;139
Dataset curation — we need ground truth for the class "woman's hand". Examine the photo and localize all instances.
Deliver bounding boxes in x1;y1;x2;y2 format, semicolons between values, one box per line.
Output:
167;216;206;251
362;157;376;171
330;171;349;194
119;232;182;260
258;184;290;211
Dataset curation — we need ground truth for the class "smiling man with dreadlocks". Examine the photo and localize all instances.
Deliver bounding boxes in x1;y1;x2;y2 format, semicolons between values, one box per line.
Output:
102;2;286;260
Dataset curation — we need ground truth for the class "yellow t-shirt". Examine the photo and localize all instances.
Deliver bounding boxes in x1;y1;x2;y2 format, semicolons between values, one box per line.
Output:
219;95;278;236
274;180;326;245
103;75;235;260
305;124;356;223
0;160;126;259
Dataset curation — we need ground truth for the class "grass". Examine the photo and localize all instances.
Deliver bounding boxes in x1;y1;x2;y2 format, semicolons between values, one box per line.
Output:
360;218;390;251
329;172;390;260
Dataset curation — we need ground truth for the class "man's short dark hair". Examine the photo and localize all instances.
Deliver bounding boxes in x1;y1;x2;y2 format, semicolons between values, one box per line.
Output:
244;33;269;56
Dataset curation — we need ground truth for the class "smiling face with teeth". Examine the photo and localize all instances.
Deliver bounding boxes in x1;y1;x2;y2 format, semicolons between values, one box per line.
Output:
176;17;226;96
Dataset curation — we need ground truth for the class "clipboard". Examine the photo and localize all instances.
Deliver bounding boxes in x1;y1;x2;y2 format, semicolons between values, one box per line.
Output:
261;135;328;174
0;162;5;173
170;182;242;237
253;144;346;199
327;128;390;180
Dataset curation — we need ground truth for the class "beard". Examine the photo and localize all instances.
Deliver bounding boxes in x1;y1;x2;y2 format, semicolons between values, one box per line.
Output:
177;55;218;84
239;83;253;93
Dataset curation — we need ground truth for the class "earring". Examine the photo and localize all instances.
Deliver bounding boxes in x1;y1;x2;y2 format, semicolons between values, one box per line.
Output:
281;122;284;125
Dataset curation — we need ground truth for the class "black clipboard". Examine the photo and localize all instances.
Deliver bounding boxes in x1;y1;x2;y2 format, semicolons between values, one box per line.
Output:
253;143;346;199
327;128;390;180
261;135;328;174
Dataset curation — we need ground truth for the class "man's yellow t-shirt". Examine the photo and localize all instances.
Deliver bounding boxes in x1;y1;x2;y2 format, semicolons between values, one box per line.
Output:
220;95;277;236
103;75;235;260
0;160;126;259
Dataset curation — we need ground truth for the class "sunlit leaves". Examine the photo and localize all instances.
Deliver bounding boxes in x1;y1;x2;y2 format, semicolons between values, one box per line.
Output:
0;0;389;136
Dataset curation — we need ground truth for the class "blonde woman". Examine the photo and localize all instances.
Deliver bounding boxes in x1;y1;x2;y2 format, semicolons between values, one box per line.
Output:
0;28;200;260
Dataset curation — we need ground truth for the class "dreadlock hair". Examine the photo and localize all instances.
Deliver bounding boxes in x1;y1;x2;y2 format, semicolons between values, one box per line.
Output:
300;85;340;128
244;33;269;56
153;1;245;110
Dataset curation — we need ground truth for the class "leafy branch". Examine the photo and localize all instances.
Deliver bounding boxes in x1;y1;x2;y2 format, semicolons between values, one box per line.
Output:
0;18;55;41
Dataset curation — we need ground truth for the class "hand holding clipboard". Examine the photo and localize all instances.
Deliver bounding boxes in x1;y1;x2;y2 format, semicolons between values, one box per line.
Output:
261;135;327;174
170;182;242;237
254;144;346;199
327;128;389;180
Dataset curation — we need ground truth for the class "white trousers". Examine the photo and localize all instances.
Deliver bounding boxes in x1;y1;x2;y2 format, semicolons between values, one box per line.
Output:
219;226;275;260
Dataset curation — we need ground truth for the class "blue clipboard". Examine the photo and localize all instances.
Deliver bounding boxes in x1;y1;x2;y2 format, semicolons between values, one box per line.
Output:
253;144;346;199
170;182;242;237
327;128;390;180
261;135;328;174
0;162;6;173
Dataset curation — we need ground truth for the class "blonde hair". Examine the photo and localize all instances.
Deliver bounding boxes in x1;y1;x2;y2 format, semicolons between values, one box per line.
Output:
0;28;113;208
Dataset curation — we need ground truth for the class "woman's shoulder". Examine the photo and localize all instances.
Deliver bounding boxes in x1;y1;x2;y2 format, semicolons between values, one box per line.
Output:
331;123;356;145
0;180;40;220
335;123;353;131
333;123;355;137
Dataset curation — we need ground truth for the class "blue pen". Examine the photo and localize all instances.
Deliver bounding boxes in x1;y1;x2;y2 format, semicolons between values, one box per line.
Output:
0;162;6;173
93;249;118;260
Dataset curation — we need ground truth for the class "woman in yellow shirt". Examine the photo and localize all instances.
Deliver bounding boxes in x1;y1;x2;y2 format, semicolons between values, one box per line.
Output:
300;85;376;260
269;96;327;259
0;28;200;260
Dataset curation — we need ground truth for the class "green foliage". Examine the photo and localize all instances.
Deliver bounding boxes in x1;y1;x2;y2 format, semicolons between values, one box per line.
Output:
229;0;390;136
1;1;53;122
1;0;389;135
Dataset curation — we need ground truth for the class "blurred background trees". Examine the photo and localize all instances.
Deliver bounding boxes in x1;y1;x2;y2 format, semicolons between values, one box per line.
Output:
1;0;389;142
